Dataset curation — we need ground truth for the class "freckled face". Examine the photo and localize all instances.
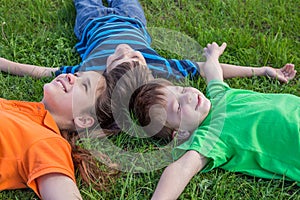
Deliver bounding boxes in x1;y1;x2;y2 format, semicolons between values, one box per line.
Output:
106;44;147;72
161;86;211;132
42;71;104;122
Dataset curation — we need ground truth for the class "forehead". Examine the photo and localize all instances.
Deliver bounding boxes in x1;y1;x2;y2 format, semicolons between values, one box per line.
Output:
161;86;181;97
77;71;102;79
78;71;106;93
159;86;180;109
159;86;181;128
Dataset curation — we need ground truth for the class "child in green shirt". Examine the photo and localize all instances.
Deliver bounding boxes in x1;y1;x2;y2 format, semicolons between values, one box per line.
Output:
127;42;299;199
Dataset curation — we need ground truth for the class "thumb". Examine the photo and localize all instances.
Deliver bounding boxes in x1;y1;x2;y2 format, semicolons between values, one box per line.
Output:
220;42;227;53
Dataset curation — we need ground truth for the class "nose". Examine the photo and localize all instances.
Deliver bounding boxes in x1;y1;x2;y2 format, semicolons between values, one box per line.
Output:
66;73;76;85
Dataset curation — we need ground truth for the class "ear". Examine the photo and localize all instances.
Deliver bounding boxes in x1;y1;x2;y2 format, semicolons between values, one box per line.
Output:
173;129;191;140
171;130;177;139
74;115;95;129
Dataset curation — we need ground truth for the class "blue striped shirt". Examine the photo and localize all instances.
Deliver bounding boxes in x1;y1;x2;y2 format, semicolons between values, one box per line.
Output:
56;15;199;79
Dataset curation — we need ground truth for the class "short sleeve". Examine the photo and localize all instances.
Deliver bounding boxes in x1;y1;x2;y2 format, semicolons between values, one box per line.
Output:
167;59;200;79
173;80;233;172
55;65;81;76
206;80;230;99
22;138;75;197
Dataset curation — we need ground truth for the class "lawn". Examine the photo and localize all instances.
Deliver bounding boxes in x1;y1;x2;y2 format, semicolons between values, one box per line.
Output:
0;0;299;199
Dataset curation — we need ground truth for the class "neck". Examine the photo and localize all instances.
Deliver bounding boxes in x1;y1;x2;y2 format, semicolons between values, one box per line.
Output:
41;101;75;131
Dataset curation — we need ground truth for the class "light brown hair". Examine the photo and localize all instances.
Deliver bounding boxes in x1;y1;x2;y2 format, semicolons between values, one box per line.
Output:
128;78;176;141
95;61;153;131
60;70;119;190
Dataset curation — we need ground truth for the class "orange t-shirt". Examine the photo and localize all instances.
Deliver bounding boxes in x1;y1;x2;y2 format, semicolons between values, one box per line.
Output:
0;98;75;198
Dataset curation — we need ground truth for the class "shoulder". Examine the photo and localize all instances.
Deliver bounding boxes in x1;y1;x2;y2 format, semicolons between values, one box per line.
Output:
206;80;231;99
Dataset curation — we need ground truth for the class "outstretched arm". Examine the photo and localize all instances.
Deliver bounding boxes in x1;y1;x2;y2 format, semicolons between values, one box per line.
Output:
197;62;296;83
37;173;82;200
0;57;58;78
201;42;226;83
151;151;207;200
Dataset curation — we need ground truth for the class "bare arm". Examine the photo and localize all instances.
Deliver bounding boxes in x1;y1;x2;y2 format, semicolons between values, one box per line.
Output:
197;62;296;83
0;57;58;78
37;173;83;200
151;151;207;200
201;42;226;83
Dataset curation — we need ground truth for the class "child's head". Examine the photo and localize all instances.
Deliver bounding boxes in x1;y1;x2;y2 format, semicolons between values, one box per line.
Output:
42;71;106;131
42;58;150;134
129;79;211;140
106;44;147;73
95;60;154;131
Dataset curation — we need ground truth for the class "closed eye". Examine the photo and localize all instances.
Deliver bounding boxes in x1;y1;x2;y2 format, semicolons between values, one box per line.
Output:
84;78;91;93
75;73;89;92
83;82;88;92
177;101;181;113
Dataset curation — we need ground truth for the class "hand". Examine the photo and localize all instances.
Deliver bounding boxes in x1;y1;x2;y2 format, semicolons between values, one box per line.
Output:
264;63;296;83
203;42;227;60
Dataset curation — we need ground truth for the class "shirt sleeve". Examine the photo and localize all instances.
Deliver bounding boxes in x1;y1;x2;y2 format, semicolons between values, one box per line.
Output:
166;58;200;79
173;80;232;171
21;137;75;198
206;80;231;100
55;65;81;76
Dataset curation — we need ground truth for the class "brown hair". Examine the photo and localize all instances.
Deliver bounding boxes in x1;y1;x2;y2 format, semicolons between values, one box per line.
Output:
128;79;176;140
96;61;154;131
60;70;120;190
95;62;135;130
61;130;119;190
65;61;175;190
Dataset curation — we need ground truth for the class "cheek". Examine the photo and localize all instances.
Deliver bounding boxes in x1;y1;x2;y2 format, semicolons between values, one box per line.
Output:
180;109;194;123
43;83;52;95
72;89;83;105
72;90;93;113
181;107;195;117
202;98;211;112
107;54;113;63
43;84;59;103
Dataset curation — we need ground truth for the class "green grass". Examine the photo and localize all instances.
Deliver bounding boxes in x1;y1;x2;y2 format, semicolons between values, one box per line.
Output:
0;0;299;199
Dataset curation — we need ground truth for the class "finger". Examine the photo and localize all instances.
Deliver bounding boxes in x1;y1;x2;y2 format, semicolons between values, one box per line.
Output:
281;64;291;74
286;64;295;73
279;76;288;83
284;64;292;73
276;71;288;83
220;42;227;51
288;64;295;73
288;70;296;80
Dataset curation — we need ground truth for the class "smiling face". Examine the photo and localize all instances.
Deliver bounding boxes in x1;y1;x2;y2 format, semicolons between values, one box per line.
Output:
42;71;105;130
106;44;147;72
161;86;211;132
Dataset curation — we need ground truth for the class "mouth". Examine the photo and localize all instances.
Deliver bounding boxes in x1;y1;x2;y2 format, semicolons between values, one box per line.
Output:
55;79;67;93
195;94;201;110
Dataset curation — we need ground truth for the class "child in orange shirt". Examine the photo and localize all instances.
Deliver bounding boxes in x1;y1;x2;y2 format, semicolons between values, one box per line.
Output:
0;70;113;199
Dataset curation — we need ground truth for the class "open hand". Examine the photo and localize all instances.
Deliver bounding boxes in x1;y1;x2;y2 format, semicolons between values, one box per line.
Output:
203;42;227;60
264;63;296;83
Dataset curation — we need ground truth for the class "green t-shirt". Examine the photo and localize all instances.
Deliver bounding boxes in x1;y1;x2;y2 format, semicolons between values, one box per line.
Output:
173;80;300;183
